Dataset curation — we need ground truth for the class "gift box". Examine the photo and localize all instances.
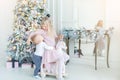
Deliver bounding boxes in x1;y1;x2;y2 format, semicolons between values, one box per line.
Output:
21;63;34;69
6;61;18;69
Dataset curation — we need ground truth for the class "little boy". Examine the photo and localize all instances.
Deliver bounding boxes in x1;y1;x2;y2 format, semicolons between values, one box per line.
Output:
31;34;53;79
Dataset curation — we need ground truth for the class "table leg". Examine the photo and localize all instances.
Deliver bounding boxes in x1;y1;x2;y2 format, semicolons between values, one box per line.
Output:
66;38;69;55
78;39;83;58
95;51;97;70
94;43;97;70
107;35;110;68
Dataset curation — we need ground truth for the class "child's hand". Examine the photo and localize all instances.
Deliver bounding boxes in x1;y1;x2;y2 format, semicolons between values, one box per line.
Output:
64;46;67;50
27;39;31;45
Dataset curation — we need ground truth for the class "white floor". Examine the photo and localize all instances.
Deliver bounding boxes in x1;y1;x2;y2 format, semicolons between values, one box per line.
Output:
0;54;120;80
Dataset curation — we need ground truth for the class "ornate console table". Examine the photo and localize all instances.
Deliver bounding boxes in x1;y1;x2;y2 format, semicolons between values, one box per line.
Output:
63;27;113;70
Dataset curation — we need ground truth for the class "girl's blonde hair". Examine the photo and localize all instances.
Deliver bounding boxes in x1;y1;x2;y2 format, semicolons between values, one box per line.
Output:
41;19;56;38
96;20;103;27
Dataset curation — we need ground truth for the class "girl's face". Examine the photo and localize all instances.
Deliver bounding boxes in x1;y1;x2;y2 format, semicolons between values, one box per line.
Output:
41;22;48;31
58;35;64;40
97;20;103;27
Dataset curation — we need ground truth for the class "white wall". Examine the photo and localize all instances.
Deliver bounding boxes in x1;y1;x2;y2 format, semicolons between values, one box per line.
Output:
0;0;16;58
62;0;74;29
105;0;120;62
62;0;105;29
78;0;105;28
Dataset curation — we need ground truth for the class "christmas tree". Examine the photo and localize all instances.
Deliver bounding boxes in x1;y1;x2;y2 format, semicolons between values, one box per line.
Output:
7;0;47;65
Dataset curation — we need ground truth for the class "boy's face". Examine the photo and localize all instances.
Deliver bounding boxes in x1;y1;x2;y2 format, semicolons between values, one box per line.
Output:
34;35;44;44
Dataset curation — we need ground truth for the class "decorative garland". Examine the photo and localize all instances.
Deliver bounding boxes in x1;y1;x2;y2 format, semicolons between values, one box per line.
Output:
63;27;114;42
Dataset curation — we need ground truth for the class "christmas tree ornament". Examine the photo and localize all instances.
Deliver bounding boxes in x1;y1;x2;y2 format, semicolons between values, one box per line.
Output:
18;8;22;12
43;0;46;4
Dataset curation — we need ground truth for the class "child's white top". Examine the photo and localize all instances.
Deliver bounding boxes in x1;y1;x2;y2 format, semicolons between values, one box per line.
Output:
56;40;67;51
34;42;53;56
56;40;69;62
56;40;67;55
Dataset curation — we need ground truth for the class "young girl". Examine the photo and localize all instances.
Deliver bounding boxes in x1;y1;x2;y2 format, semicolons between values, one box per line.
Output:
55;34;70;80
56;35;70;63
94;20;106;56
31;34;53;79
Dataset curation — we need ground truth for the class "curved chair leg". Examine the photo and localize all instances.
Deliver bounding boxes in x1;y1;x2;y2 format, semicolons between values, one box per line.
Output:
107;35;110;68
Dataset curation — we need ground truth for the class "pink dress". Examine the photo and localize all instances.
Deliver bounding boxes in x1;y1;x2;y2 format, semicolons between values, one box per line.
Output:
95;27;105;55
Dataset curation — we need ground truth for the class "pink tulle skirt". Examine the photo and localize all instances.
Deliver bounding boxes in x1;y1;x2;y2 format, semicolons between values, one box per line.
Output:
42;49;69;73
42;49;60;73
